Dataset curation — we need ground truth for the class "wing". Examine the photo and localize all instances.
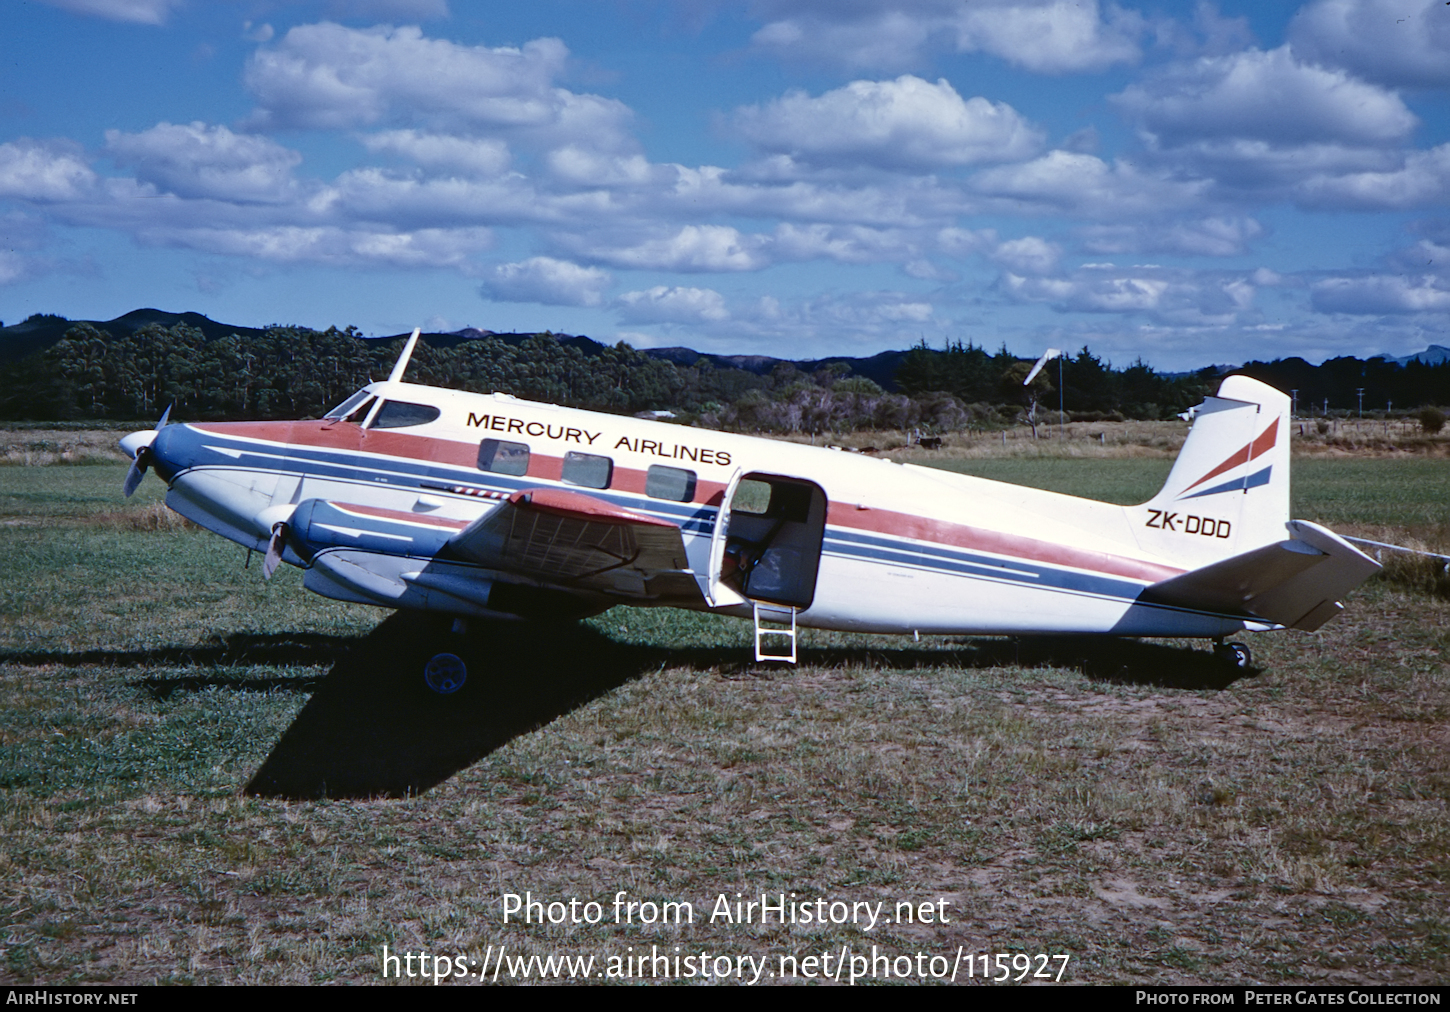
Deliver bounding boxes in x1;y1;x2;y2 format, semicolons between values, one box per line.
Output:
443;488;703;602
1140;520;1380;631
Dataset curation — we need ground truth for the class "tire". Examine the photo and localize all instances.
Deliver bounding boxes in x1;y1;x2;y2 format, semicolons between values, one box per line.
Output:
1214;641;1252;670
423;652;468;694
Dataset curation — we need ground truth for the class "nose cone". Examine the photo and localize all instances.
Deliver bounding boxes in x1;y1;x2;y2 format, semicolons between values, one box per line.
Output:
118;429;157;460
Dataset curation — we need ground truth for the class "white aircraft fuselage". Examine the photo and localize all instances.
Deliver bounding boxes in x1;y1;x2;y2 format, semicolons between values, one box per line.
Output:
120;363;1381;661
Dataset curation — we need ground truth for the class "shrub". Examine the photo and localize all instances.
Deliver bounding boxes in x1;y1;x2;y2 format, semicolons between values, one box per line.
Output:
1417;407;1446;434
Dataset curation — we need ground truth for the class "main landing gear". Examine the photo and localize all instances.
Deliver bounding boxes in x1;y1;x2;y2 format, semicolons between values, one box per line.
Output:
1212;639;1253;670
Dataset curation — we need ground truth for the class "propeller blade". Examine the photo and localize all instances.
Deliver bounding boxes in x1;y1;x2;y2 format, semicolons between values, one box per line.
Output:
262;523;286;579
156;404;172;429
122;446;150;498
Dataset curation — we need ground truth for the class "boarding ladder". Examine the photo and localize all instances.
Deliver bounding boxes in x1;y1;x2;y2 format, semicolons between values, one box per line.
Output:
753;602;798;664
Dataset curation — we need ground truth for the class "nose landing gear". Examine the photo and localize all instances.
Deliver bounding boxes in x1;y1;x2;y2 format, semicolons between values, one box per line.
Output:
424;652;467;694
1212;640;1252;670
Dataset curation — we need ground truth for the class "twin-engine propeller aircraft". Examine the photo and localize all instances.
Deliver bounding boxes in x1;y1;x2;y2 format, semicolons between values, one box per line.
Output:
120;329;1380;691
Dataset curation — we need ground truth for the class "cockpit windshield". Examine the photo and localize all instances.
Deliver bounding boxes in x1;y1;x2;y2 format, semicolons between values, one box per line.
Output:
323;389;373;421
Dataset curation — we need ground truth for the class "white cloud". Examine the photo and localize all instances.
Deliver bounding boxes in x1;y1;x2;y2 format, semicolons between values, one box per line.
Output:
1290;0;1450;88
1293;144;1450;210
734;76;1042;170
1389;239;1450;275
748;0;1144;74
949;0;1144;73
359;131;511;177
105;122;302;203
770;223;917;264
1080;217;1264;256
1113;46;1416;149
242;24;601;136
936;227;997;257
38;0;182;24
142;225;494;268
1002;265;1260;323
666;163;963;228
0;141;97;202
993;236;1059;274
575;225;769;272
0;251;33;285
310;168;547;228
617;286;730;324
1312;275;1450;314
481;257;611;306
603;287;946;355
544;148;662;188
970;150;1209;218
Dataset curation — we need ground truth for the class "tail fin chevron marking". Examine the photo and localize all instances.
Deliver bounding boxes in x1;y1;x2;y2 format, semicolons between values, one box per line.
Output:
1180;421;1279;497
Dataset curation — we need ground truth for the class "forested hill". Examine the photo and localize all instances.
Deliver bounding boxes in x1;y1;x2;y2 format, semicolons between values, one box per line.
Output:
0;309;908;384
0;309;1445;429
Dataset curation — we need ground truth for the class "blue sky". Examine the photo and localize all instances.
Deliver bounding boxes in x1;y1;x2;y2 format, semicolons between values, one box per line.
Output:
2;0;1447;369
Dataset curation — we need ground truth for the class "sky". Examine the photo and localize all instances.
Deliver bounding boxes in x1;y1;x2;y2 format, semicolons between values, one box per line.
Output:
1;0;1448;369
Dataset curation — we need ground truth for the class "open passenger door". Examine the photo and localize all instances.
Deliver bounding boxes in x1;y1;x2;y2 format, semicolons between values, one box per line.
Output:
709;472;828;611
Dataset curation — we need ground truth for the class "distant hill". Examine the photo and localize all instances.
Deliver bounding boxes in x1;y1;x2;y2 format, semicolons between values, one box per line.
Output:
1389;345;1450;367
0;309;912;389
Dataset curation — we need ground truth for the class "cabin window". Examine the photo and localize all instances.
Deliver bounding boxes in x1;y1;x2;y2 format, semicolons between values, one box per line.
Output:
324;389;373;420
646;465;696;502
730;478;774;515
562;451;613;489
478;439;530;476
370;400;441;429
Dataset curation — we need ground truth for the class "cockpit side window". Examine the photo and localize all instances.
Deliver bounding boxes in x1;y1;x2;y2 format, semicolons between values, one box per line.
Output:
324;390;373;420
370;400;442;429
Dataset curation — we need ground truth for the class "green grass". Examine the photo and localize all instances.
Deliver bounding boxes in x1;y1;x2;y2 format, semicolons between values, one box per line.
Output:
926;457;1171;505
0;465;166;520
0;459;1446;985
923;456;1450;527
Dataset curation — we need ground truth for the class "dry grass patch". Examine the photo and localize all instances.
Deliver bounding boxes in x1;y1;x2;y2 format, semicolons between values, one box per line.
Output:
0;430;129;467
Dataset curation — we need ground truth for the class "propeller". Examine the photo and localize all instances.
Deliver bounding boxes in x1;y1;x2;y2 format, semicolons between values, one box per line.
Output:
262;523;287;579
121;405;172;498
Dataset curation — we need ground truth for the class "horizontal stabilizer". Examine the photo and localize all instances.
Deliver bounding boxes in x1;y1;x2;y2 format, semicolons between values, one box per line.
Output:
1140;520;1380;631
445;488;700;601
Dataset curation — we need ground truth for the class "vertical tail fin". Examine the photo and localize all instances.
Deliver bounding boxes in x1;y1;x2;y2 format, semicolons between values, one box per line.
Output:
1136;376;1290;569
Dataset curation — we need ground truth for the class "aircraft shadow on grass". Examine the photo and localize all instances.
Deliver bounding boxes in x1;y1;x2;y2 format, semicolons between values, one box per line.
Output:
0;619;1251;800
237;613;1254;800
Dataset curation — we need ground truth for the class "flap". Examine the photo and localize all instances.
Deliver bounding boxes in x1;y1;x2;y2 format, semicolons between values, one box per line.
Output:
444;488;700;602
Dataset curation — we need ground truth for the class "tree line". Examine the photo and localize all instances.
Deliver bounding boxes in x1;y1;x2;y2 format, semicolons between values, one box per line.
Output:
0;318;1445;433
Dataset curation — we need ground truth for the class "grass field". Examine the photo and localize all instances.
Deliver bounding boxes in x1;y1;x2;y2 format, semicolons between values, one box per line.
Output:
0;447;1446;986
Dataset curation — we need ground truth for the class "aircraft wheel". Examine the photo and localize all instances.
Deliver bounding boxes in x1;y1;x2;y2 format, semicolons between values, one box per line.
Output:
423;652;468;694
1214;641;1252;670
